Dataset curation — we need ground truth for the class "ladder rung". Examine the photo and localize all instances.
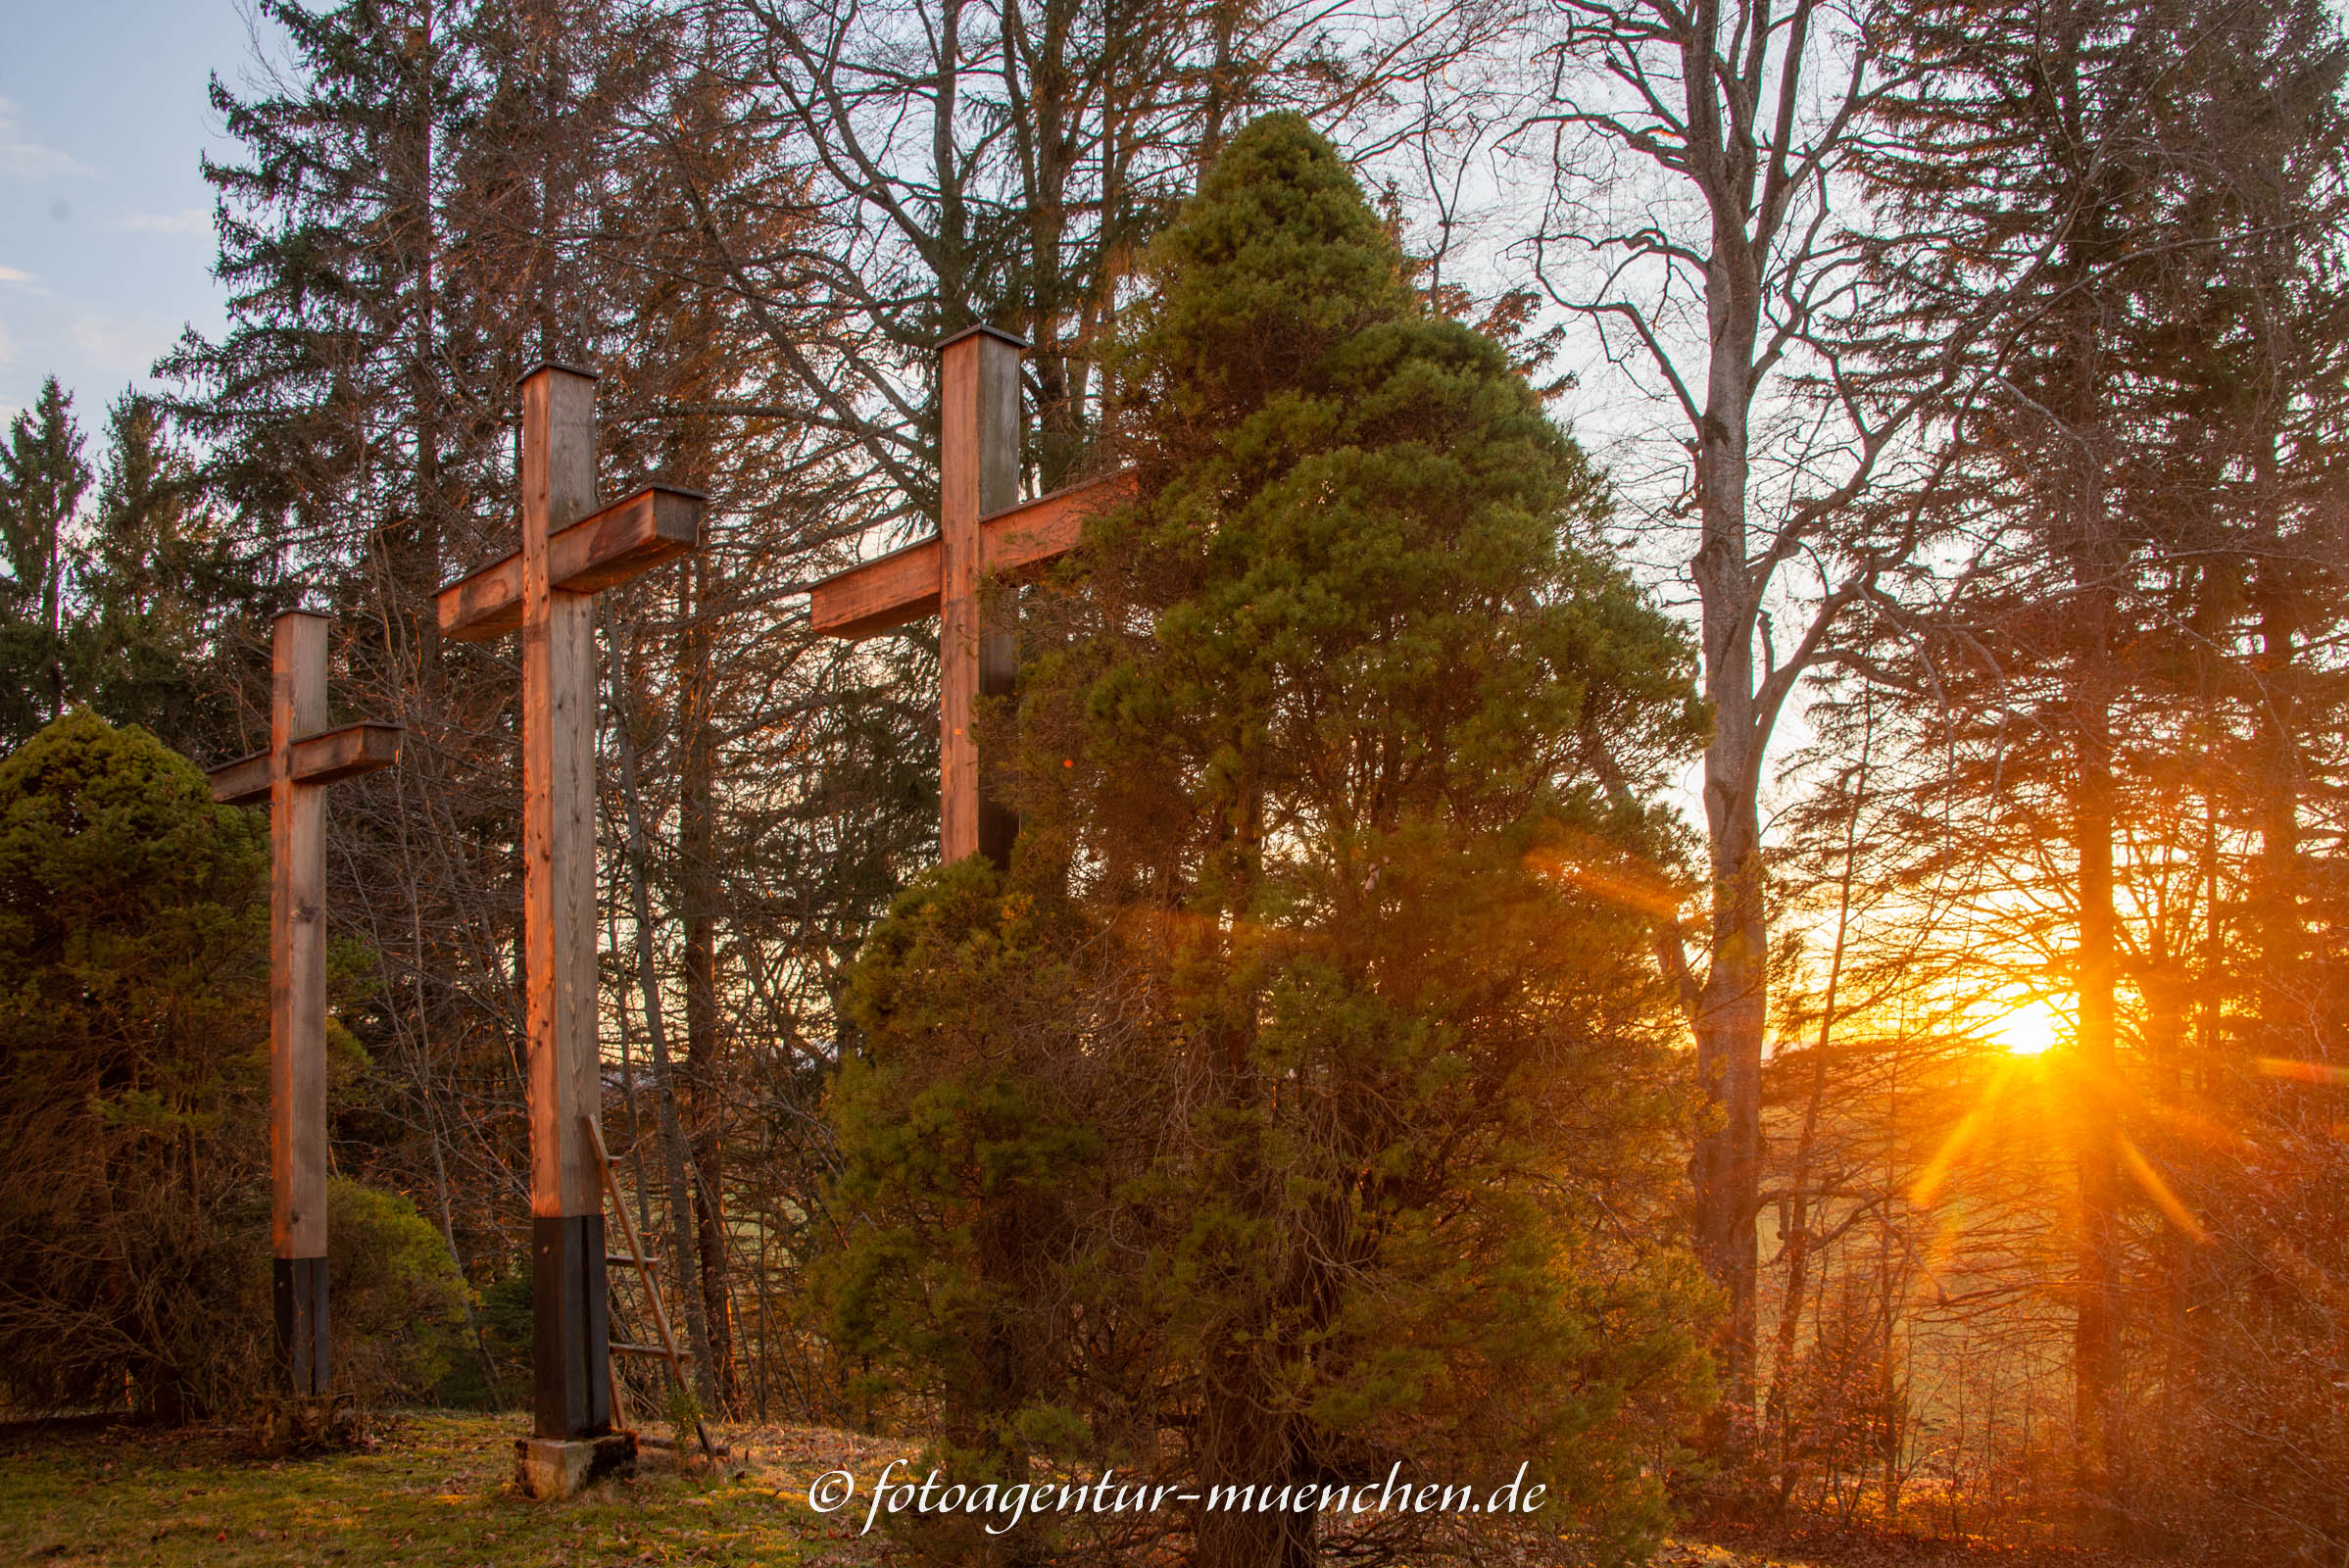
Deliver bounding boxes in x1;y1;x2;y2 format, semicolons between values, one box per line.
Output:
611;1343;692;1357
606;1253;659;1268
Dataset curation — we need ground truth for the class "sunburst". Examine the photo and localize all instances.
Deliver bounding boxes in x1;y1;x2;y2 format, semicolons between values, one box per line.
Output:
1990;996;2065;1057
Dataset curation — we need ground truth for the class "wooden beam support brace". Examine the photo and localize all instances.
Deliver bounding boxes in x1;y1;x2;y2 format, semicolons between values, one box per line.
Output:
438;483;707;643
807;470;1134;640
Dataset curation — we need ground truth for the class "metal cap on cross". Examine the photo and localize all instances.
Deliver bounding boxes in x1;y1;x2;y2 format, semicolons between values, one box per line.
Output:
209;611;403;1396
434;365;706;1448
808;326;1134;864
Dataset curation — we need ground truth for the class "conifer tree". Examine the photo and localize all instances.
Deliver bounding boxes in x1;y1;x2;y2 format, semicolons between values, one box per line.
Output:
71;393;248;754
0;710;470;1418
163;0;477;623
828;114;1712;1568
0;378;91;747
0;710;270;1419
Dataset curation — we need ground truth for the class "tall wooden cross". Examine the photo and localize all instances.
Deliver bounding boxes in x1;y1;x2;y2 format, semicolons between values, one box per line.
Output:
209;611;402;1396
435;365;704;1455
808;325;1131;862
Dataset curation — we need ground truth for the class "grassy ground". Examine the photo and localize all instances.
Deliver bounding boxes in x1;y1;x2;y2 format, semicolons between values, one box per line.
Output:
0;1411;904;1567
0;1412;2121;1568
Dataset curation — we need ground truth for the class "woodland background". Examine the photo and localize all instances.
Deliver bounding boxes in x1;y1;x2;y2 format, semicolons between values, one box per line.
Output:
0;0;2344;1563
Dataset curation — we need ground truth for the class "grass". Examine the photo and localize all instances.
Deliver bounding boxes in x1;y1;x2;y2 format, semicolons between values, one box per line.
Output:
3;1410;2063;1568
0;1410;906;1567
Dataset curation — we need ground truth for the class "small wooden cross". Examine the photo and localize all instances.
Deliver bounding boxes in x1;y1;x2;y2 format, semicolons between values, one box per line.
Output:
808;325;1132;863
435;365;704;1447
210;611;402;1396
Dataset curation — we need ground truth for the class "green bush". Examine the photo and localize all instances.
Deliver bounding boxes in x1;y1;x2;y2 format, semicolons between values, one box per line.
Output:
0;710;271;1417
438;1269;530;1411
326;1176;471;1405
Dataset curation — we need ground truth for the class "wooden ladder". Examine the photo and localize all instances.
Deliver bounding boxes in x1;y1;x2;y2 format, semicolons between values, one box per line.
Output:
585;1117;714;1458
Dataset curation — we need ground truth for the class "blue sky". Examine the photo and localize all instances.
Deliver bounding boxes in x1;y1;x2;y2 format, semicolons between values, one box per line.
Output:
0;0;282;427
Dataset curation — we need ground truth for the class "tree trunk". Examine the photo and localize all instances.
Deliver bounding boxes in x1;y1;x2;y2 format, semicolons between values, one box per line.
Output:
1662;18;1787;1409
2073;614;2124;1533
1691;247;1768;1425
2253;573;2302;1008
1193;1352;1315;1568
400;0;441;654
680;554;734;1411
606;604;715;1409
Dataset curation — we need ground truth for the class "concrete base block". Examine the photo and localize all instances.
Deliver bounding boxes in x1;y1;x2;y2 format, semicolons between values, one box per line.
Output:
514;1432;636;1498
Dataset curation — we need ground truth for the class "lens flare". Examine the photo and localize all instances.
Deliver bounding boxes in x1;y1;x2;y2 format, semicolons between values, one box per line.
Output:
1991;998;2064;1057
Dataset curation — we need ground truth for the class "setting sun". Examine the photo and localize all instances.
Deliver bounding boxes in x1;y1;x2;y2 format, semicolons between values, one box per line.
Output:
1991;998;2067;1057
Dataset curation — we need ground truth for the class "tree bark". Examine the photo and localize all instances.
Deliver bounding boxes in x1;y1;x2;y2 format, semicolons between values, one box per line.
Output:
2253;570;2302;997
2073;581;2124;1533
1691;230;1768;1419
680;553;735;1410
399;0;442;653
605;603;716;1409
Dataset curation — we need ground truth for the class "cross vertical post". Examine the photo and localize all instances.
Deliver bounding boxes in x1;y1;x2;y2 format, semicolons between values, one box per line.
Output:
519;366;612;1446
433;364;705;1494
270;612;330;1396
939;325;1024;865
208;612;403;1396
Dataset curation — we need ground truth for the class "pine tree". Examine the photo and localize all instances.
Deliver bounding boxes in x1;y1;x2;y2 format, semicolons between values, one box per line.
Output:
0;377;91;747
0;710;469;1418
0;710;270;1418
827;115;1714;1568
162;0;476;624
70;393;248;753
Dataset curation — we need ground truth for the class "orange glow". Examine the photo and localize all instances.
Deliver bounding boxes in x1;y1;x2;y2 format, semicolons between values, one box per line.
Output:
1520;848;1687;920
1910;1059;2017;1208
2257;1056;2349;1086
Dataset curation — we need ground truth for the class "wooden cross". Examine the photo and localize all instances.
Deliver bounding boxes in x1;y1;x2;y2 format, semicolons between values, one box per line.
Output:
435;365;704;1448
808;325;1132;863
209;611;402;1396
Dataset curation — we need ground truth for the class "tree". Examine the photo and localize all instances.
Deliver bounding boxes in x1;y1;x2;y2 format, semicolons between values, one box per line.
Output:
1836;0;2349;1526
0;377;91;747
1503;0;1949;1427
696;0;1506;503
155;0;1526;1427
164;0;476;623
0;710;268;1418
821;859;1118;1563
827;114;1714;1568
71;392;249;754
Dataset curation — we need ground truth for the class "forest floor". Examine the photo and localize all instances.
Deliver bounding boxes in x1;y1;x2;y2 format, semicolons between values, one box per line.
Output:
0;1412;2157;1568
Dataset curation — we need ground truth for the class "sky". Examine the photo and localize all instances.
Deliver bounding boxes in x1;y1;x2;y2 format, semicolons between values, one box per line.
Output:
0;0;283;427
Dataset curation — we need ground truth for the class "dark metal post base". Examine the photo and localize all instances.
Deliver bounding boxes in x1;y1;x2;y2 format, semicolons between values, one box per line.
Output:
273;1255;329;1396
531;1213;612;1439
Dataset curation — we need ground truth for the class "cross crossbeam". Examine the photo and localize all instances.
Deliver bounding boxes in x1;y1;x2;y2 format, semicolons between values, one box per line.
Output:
437;483;704;643
210;721;403;806
807;325;1132;863
809;473;1134;639
207;612;402;1397
438;364;706;1457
